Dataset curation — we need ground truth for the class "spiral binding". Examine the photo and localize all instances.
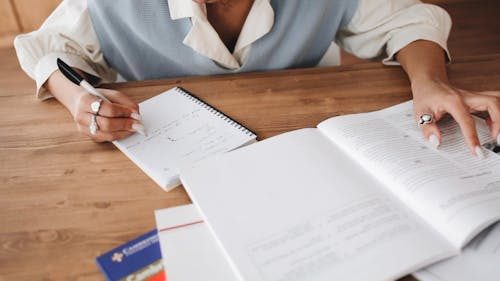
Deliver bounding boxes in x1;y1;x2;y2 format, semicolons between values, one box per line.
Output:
174;87;256;137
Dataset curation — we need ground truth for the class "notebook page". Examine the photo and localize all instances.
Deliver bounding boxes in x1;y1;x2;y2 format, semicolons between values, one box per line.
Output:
181;128;456;281
113;88;256;190
317;101;500;248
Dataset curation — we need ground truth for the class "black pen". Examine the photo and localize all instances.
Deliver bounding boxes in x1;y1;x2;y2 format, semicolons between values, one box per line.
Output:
56;58;110;102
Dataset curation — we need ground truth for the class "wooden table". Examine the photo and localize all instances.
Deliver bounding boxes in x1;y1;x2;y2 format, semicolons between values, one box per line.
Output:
1;53;500;281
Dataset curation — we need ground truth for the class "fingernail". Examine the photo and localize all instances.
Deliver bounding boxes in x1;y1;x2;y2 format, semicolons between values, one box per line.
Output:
131;112;142;121
132;123;147;136
475;146;485;160
428;134;440;149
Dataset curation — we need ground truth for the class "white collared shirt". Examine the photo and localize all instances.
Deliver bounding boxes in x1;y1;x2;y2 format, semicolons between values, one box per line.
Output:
14;0;451;99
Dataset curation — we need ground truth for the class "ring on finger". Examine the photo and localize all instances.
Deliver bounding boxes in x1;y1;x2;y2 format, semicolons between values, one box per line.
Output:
90;98;103;115
89;114;99;135
418;113;434;125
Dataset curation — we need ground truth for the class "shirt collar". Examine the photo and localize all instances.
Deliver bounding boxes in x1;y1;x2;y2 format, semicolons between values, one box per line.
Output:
167;0;200;20
167;0;274;69
234;0;273;53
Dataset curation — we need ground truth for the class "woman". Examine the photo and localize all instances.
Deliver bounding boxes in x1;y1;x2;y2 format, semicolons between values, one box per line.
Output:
15;0;500;157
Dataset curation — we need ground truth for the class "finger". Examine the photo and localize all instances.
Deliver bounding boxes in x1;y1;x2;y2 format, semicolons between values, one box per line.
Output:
76;123;134;142
98;100;139;118
97;116;145;133
79;91;142;119
478;90;500;99
79;115;139;133
98;130;135;142
484;97;500;143
75;111;146;137
414;107;442;148
480;95;499;143
484;116;500;144
80;95;136;118
99;89;140;112
444;100;482;156
464;93;500;144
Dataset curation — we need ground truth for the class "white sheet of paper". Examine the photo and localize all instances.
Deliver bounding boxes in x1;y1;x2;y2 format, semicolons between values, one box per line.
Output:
154;204;240;281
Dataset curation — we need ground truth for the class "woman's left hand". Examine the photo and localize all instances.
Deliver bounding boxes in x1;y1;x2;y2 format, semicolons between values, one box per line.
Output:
411;77;500;157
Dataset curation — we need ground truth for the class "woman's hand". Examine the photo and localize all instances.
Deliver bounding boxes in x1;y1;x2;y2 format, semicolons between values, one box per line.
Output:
396;40;499;157
72;88;144;142
45;70;144;142
412;78;500;156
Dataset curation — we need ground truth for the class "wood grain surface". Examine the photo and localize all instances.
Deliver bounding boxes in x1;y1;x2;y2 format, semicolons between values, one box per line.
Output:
1;1;499;280
1;43;499;280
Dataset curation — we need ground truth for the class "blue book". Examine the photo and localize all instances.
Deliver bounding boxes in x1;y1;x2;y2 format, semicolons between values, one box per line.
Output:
96;230;166;281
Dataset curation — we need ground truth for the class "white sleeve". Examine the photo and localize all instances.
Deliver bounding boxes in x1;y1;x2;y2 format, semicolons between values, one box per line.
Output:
14;0;116;100
337;0;452;65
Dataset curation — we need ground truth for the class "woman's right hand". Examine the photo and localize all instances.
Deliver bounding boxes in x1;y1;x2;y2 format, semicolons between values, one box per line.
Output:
73;88;145;142
45;70;144;142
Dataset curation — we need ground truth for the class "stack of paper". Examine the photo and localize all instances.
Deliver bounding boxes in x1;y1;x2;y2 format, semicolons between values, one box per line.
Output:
154;204;239;281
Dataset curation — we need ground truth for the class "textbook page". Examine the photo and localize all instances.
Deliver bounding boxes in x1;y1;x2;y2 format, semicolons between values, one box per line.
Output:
154;204;239;281
414;222;500;281
317;101;500;248
181;128;456;281
113;88;256;191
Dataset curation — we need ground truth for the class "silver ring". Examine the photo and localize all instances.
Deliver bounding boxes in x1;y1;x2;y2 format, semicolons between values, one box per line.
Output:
90;98;103;115
89;115;98;135
419;113;434;125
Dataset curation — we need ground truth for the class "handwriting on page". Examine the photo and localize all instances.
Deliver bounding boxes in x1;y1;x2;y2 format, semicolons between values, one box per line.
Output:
112;87;255;189
246;196;417;281
127;109;223;152
121;108;237;176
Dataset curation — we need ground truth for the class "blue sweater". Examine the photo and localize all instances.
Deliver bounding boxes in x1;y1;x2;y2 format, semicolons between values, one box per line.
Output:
88;0;359;81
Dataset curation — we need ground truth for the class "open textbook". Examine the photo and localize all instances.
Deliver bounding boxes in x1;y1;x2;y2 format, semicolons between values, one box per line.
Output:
180;101;500;281
113;87;256;191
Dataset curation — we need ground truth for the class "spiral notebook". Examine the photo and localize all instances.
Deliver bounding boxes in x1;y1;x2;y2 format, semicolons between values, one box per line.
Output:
113;87;256;191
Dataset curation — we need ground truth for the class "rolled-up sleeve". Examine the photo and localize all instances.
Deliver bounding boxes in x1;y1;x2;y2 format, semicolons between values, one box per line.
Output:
337;0;452;65
14;0;116;100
